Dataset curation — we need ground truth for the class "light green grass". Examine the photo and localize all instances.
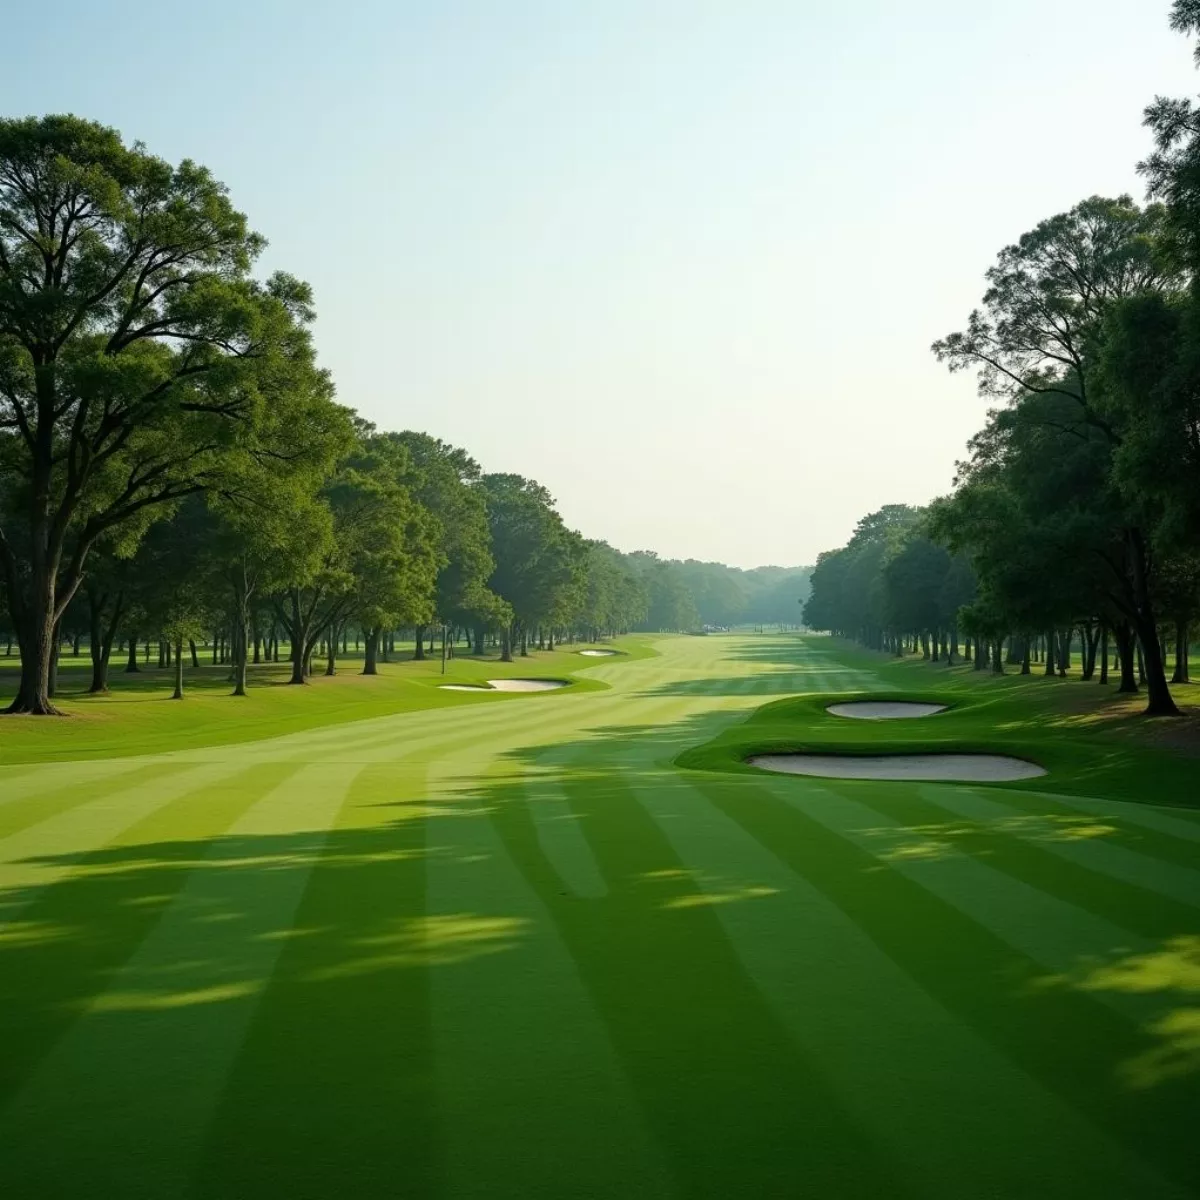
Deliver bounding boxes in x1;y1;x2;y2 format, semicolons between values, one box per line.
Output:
1;634;1198;1197
0;640;654;764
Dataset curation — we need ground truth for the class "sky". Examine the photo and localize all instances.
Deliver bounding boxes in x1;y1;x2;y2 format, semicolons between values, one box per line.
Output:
4;1;1199;567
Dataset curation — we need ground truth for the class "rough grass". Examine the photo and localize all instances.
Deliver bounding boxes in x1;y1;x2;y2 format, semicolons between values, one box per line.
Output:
1;633;1198;1198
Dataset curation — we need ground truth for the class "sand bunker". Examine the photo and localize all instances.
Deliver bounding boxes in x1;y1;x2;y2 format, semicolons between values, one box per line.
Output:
579;649;619;657
827;701;947;720
438;678;568;693
747;754;1046;782
486;678;568;691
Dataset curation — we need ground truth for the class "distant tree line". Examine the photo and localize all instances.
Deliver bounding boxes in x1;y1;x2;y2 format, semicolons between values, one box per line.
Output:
804;3;1200;717
0;116;808;713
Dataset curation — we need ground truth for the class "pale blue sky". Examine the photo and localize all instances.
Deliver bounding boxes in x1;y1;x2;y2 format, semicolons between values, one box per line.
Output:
4;1;1196;565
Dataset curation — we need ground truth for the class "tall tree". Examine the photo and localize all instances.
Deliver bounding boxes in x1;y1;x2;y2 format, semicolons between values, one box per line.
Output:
933;197;1185;714
386;432;496;658
0;116;334;713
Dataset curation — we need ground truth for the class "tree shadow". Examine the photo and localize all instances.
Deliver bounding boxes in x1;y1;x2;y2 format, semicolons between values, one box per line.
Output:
4;699;1200;1196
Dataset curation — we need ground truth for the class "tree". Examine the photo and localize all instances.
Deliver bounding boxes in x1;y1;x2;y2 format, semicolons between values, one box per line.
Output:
386;432;496;658
274;441;436;685
0;116;332;713
933;197;1185;714
1141;2;1200;269
480;473;577;659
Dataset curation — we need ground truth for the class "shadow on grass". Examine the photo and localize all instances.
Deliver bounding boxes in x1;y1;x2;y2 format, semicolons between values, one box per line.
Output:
2;699;1200;1195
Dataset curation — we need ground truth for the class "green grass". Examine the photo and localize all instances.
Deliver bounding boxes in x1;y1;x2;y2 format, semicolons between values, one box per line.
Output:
0;639;656;764
1;633;1199;1197
680;637;1200;808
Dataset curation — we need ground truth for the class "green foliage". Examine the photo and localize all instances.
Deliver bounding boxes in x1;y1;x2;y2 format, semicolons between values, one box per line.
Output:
0;115;341;710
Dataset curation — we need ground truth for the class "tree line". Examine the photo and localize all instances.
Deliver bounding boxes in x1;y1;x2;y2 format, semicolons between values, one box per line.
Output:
0;115;808;714
803;3;1200;717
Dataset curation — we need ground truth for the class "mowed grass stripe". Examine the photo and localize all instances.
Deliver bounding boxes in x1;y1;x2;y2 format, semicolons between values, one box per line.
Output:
424;718;677;1200
1034;790;1200;838
784;783;1169;1027
0;760;184;840
0;759;272;917
918;785;1200;910
206;694;682;1196
522;752;608;899
0;761;356;1198
875;785;1200;943
198;704;590;1195
909;785;1200;933
988;787;1200;868
632;768;1187;1199
698;774;1200;1195
0;758;152;807
487;728;910;1199
196;759;437;1198
0;760;307;1106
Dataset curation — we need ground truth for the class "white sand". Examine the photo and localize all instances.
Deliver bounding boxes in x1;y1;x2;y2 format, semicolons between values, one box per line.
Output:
827;701;947;720
487;678;568;691
579;649;619;657
748;754;1046;782
439;678;569;693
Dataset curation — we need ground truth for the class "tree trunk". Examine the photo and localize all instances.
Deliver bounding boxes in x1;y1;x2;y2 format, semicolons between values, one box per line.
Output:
991;638;1005;674
1136;622;1177;714
1043;631;1055;677
1125;528;1179;715
363;626;380;675
87;590;122;695
231;614;249;698
501;625;514;663
1081;624;1098;681
413;624;426;661
189;640;199;669
47;627;60;699
1099;627;1109;686
286;591;307;685
326;622;338;676
171;637;184;700
473;624;485;656
1171;620;1190;684
1020;638;1031;675
1114;623;1138;694
125;632;140;673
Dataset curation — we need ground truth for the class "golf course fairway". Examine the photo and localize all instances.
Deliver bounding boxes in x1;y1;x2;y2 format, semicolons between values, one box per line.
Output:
2;633;1199;1198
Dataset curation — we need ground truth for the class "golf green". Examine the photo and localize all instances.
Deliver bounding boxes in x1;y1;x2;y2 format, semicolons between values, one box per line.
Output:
2;634;1199;1198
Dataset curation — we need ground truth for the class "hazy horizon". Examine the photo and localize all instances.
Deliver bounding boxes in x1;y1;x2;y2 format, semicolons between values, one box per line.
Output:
5;0;1197;568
